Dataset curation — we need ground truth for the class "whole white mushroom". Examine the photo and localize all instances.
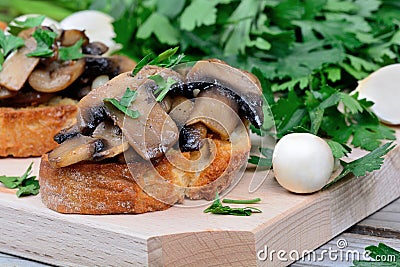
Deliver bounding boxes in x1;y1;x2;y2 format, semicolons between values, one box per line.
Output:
353;64;400;125
272;133;334;193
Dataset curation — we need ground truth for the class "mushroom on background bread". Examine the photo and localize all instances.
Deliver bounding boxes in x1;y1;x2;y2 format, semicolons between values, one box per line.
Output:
0;21;135;157
39;59;265;214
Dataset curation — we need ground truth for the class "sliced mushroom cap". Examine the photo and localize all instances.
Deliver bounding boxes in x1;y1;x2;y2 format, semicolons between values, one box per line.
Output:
0;87;17;99
168;96;194;126
105;79;179;160
0;37;40;91
184;59;264;128
92;121;129;160
0;88;54;107
28;59;85;93
48;134;103;168
58;29;89;47
75;66;161;133
186;86;240;140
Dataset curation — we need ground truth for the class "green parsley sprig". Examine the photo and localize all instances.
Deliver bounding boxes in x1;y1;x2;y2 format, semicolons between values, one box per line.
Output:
103;87;140;119
204;193;262;216
131;47;185;76
0;162;40;197
323;142;396;189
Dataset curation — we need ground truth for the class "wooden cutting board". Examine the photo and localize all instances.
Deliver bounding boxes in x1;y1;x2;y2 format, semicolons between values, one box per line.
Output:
0;129;399;267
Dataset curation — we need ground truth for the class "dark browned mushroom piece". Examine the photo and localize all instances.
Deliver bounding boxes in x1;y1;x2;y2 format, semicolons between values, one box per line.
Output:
83;54;136;78
91;120;129;160
28;59;86;93
0;37;40;91
171;59;264;128
0;88;54;107
82;41;109;55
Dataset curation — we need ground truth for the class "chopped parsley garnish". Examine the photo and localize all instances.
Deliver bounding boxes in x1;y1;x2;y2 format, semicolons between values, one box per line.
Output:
26;27;57;57
204;193;262;216
131;47;184;76
58;38;84;61
149;74;178;102
0;162;40;197
0;30;25;70
103;87;140;119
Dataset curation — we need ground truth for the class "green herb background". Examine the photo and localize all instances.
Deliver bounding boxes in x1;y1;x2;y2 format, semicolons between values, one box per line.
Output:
1;0;399;153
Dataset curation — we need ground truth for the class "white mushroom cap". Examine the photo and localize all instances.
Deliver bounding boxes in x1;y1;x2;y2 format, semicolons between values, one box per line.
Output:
272;133;334;194
354;64;400;125
60;10;122;54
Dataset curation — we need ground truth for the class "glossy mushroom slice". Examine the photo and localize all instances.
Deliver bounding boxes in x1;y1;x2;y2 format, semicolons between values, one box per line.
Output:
91;120;129;160
48;134;104;168
186;86;240;140
28;59;85;93
183;59;264;128
105;79;179;160
0;37;40;91
75;66;164;134
58;29;89;47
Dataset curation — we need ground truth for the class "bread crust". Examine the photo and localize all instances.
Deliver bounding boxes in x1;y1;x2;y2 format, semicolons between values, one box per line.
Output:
39;133;250;214
0;104;77;157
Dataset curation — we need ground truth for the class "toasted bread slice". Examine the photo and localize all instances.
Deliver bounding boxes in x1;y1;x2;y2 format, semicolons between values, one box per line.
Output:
39;131;250;214
0;98;77;157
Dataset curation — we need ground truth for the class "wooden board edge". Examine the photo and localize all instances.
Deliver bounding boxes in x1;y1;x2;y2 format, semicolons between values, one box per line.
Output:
148;230;257;266
0;203;150;266
251;143;400;267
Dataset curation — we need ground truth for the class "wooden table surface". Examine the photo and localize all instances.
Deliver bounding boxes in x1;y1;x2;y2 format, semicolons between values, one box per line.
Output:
1;197;399;266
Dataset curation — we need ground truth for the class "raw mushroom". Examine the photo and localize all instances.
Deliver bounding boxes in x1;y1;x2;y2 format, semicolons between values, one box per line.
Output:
272;133;334;194
0;37;40;91
186;86;239;140
28;59;85;93
184;59;264;128
353;64;400;125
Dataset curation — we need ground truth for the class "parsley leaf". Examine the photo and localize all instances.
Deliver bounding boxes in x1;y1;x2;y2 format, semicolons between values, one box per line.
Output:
204;193;262;216
0;30;25;70
0;162;40;197
58;38;84;61
323;142;396;189
132;47;182;76
8;15;45;35
26;28;57;57
103;88;140;119
149;74;178;102
180;0;217;31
